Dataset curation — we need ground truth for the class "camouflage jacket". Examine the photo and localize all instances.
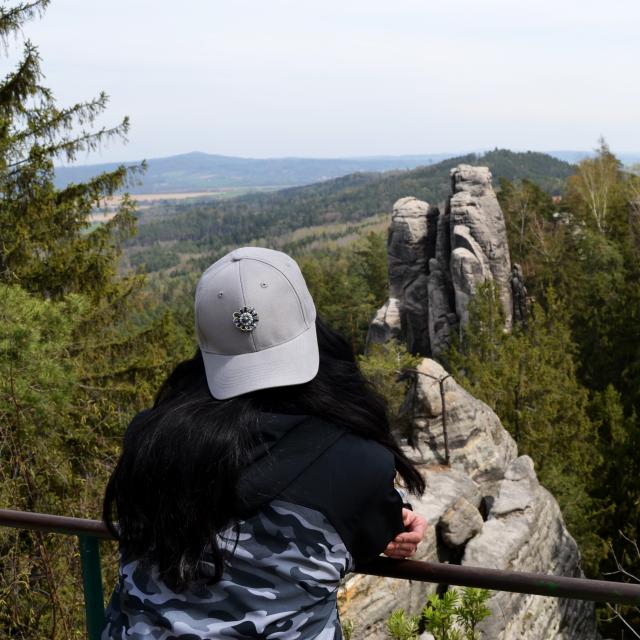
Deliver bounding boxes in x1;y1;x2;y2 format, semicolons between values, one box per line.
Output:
102;413;405;639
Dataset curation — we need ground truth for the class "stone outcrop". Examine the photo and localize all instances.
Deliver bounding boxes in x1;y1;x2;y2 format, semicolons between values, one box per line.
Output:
340;359;600;640
355;162;598;639
367;297;402;346
403;358;517;482
464;455;598;639
448;165;512;330
367;197;433;354
440;497;483;548
367;165;512;356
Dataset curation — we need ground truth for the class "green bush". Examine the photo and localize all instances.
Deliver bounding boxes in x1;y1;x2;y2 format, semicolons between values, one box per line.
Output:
385;588;492;640
386;609;421;640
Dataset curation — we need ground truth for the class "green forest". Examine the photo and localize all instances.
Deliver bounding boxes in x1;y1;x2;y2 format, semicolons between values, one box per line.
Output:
123;146;573;275
1;2;639;639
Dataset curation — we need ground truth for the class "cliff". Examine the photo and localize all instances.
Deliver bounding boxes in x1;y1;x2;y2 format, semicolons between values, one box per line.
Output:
340;358;599;639
367;165;514;356
345;166;600;639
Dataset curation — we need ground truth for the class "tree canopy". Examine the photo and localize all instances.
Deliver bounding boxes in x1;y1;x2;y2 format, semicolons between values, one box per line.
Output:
0;4;638;638
0;4;190;637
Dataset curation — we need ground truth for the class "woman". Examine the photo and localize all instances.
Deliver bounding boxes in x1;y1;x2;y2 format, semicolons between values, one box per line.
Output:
102;247;427;639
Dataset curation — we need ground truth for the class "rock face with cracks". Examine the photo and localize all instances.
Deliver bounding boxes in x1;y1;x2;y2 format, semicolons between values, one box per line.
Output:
448;165;512;332
367;164;513;356
351;164;599;638
367;196;432;354
339;359;600;639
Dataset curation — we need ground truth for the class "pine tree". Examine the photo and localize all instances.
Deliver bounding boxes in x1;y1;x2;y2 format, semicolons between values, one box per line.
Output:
491;144;640;632
497;176;566;293
298;236;389;353
0;0;142;300
445;283;605;570
0;5;193;637
0;285;85;637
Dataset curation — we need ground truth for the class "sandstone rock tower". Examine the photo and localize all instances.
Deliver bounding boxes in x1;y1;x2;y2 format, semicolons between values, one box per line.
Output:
346;165;600;640
367;165;513;356
367;196;432;354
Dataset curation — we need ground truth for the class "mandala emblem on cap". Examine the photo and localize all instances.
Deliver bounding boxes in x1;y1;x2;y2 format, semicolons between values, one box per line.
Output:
232;306;259;332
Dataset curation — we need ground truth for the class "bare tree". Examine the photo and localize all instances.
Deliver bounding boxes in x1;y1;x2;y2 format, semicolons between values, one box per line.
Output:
602;531;640;637
567;137;621;234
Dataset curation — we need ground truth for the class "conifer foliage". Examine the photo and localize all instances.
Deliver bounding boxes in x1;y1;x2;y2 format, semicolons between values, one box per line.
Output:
0;0;141;300
494;146;640;634
0;4;191;638
0;4;639;638
445;284;605;570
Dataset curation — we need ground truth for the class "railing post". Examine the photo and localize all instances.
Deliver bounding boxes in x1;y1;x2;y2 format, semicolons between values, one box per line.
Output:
78;535;105;640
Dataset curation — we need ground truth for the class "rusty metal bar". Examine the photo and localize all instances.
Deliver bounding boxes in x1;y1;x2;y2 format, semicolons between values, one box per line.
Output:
0;510;110;640
0;508;113;538
2;508;640;606
356;557;640;607
438;374;452;465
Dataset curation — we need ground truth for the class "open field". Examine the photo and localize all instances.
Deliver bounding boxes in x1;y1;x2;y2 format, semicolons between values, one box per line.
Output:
113;191;226;203
106;187;280;204
90;187;281;222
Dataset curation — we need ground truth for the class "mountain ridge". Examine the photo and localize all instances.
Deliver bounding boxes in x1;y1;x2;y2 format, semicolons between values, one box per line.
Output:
126;149;576;274
55;148;640;196
54;151;457;193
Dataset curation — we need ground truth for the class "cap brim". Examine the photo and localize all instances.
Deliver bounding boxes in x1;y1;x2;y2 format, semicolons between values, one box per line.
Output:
201;324;319;400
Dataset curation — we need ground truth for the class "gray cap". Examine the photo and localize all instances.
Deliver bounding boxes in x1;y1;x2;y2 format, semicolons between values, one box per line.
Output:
195;247;319;400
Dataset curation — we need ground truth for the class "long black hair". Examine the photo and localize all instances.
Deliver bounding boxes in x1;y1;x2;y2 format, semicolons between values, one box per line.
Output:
103;317;425;589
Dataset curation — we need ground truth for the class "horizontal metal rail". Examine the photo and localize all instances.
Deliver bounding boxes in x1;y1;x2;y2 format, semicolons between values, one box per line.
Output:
357;556;640;606
0;508;113;539
2;508;640;606
0;509;110;640
2;506;640;639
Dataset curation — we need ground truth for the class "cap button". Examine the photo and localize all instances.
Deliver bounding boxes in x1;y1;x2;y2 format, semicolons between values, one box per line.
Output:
230;248;252;261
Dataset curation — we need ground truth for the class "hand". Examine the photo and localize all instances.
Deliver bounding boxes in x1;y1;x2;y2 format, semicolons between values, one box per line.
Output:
383;508;427;559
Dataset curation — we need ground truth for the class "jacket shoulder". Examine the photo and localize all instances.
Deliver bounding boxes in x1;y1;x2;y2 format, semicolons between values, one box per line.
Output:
278;427;404;562
323;431;396;490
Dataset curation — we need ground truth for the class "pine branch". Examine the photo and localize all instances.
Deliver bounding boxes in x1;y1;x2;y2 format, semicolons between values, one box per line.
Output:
0;41;44;114
0;1;49;42
6;117;130;170
55;164;135;205
13;92;110;145
52;118;130;163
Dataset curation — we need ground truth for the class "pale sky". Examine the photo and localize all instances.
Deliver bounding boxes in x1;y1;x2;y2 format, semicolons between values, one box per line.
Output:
7;0;640;162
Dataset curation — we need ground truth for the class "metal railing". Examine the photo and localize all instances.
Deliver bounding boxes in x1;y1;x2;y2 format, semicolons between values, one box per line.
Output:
2;507;640;640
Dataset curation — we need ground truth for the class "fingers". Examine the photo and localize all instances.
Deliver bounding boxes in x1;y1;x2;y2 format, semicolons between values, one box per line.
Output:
396;509;428;543
383;509;429;559
393;530;423;544
383;541;418;558
402;508;415;526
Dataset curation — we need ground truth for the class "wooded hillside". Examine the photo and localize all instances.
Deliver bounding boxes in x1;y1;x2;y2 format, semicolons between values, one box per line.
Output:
124;149;574;275
1;3;638;638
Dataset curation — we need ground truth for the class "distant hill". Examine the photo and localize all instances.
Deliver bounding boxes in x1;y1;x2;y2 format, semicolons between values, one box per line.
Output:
54;151;457;193
128;149;575;270
55;149;640;196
